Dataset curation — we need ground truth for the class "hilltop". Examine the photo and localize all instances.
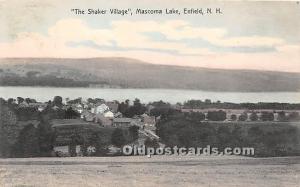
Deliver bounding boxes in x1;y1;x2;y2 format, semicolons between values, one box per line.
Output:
0;57;300;92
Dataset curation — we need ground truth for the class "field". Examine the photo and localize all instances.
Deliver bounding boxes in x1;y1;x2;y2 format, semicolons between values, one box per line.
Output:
0;156;299;187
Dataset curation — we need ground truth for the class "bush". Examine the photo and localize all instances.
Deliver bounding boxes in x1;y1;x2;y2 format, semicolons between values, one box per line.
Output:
186;112;206;122
249;112;258;121
288;112;300;121
260;112;274;121
207;110;226;121
230;114;237;121
277;111;287;122
238;112;248;121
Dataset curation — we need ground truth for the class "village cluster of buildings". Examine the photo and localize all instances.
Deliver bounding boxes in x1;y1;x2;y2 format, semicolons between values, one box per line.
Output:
69;101;157;131
14;98;156;130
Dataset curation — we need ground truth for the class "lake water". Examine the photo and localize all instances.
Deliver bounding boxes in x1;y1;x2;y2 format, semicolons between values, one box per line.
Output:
0;86;300;104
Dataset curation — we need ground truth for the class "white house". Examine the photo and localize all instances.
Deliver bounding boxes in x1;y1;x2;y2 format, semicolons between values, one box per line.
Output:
92;103;109;114
104;111;114;118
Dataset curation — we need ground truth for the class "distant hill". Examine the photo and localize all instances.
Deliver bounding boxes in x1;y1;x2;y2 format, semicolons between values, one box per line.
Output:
0;58;300;92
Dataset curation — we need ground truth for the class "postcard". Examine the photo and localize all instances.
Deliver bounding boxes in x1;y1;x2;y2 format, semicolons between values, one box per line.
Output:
0;1;299;187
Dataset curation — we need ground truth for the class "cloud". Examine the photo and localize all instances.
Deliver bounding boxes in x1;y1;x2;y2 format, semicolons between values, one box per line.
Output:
0;18;299;72
0;18;288;57
43;19;215;56
46;19;285;51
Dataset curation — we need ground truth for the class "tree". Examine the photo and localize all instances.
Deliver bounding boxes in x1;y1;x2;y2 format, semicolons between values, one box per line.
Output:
0;106;18;157
129;125;139;141
207;110;226;121
287;112;300;122
184;100;203;108
7;98;15;106
238;112;248;121
0;98;6;105
38;118;55;156
53;96;63;107
204;99;211;104
249;112;258;121
230;114;237;121
65;107;80;119
87;98;96;104
25;98;36;103
67;97;82;105
89;132;107;156
260;112;274;121
17;97;24;104
13;124;40;157
111;128;126;147
149;101;175;119
118;102;129;114
15;107;39;121
277;111;287;122
123;98;146;118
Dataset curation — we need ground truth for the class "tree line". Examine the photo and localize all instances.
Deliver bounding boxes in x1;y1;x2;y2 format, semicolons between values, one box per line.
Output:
0;71;107;87
183;99;300;110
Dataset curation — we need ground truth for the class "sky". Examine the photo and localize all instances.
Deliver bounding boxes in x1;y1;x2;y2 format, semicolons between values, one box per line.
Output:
0;0;299;72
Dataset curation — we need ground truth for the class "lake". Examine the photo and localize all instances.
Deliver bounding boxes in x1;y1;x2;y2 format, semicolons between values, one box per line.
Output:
0;86;300;104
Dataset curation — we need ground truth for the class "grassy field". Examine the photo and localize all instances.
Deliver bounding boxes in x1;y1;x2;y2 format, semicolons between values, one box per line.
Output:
0;155;299;187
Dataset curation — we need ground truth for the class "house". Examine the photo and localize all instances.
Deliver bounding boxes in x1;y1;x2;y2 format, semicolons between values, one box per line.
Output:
104;111;114;118
38;106;45;112
92;103;109;114
95;113;112;126
81;111;95;122
113;118;141;127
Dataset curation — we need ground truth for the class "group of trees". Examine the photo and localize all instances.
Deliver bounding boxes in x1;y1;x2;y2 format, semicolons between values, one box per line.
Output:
0;72;91;87
156;113;300;157
118;99;147;118
183;99;300;110
111;126;140;148
206;111;227;121
149;100;179;119
185;110;300;122
0;105;55;157
0;96;81;157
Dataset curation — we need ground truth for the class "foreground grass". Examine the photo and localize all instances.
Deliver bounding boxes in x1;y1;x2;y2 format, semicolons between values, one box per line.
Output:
0;155;299;187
